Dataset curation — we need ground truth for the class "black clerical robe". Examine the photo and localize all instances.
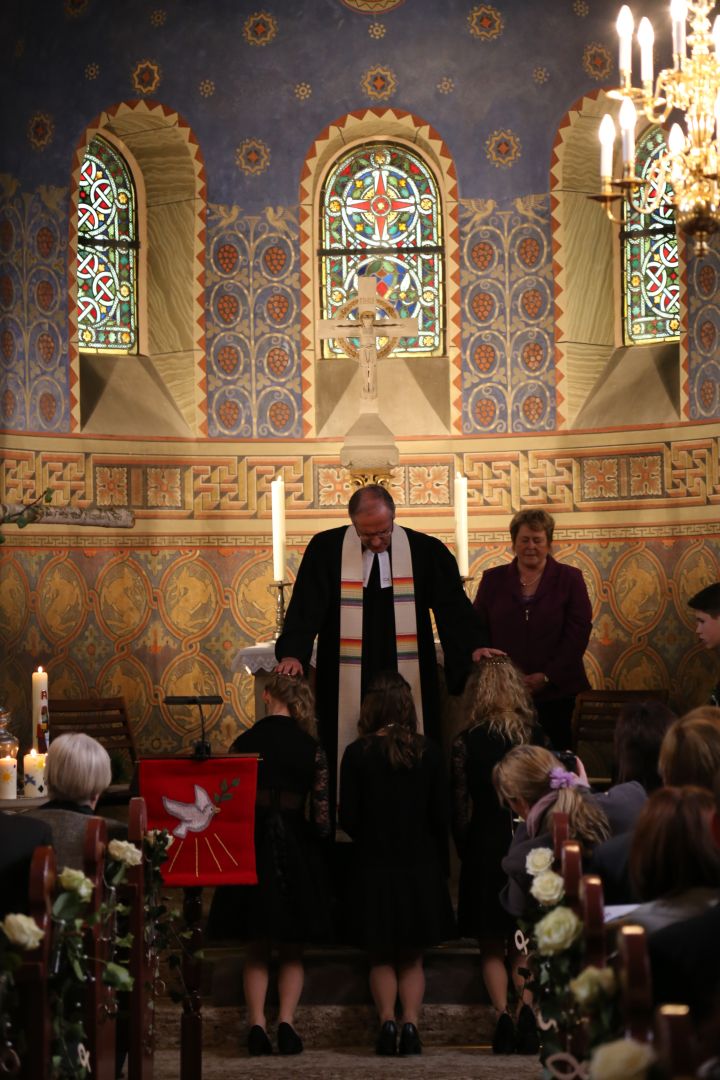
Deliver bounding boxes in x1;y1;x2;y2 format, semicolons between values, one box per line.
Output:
275;525;487;794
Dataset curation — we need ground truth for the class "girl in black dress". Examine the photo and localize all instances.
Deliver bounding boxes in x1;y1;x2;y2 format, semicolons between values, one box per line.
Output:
451;656;545;1054
206;674;330;1056
339;671;455;1057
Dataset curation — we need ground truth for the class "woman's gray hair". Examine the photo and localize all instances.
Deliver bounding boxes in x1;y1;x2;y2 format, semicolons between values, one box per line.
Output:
45;733;112;803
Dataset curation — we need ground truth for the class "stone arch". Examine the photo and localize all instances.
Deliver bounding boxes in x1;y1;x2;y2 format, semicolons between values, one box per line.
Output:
299;108;462;437
550;89;686;429
68;100;207;436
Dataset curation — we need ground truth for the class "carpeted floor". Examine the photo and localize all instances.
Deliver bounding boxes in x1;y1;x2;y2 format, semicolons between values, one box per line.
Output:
153;1046;543;1079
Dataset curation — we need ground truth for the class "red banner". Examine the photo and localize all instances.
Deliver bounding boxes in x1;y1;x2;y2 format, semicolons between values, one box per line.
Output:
138;757;258;886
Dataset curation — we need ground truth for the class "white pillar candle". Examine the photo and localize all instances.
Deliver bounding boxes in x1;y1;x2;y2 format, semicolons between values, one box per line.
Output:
0;757;17;800
270;475;286;582
23;750;46;798
454;472;469;578
31;667;48;750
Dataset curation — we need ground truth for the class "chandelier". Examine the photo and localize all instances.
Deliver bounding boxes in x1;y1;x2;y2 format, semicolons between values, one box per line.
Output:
592;0;720;255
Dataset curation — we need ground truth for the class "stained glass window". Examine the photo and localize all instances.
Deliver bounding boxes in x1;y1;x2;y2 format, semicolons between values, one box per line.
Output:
77;135;138;352
622;126;679;345
319;143;444;356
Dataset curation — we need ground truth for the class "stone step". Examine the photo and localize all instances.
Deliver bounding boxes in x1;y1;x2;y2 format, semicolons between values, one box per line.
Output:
202;942;491;1008
154;1001;498;1051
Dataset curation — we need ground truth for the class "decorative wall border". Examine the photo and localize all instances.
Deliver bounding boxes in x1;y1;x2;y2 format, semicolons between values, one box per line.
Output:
298;108;462;435
3;436;720;516
67;100;207;433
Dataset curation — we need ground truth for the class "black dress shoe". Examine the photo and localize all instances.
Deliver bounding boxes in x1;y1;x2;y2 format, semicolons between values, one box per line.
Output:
492;1011;516;1054
375;1020;398;1056
247;1025;272;1056
516;1004;540;1055
399;1022;422;1055
277;1022;303;1055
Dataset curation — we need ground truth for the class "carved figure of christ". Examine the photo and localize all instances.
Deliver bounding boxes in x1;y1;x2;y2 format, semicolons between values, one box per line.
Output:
317;276;419;404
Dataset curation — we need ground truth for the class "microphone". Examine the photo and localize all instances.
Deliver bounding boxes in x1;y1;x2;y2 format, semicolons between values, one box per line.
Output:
164;696;223;759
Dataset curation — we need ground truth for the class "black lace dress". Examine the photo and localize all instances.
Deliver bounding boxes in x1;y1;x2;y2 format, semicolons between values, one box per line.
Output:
206;714;331;943
451;723;545;939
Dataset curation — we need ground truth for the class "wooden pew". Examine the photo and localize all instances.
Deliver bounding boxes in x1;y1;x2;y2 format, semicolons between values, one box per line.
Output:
579;874;606;969
552;810;569;864
616;924;654;1043
83;816;117;1080
17;845;56;1080
560;840;582;915
124;796;154;1080
654;1004;698;1078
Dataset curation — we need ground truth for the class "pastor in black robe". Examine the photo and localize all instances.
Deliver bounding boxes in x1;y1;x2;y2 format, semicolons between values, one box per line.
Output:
275;524;487;797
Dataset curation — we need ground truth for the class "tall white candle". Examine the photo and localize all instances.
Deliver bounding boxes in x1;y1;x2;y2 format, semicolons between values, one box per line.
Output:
616;5;634;80
0;757;17;800
23;750;46;798
619;96;637;166
31;667;48;750
454;472;469;578
637;17;654;85
270;475;286;582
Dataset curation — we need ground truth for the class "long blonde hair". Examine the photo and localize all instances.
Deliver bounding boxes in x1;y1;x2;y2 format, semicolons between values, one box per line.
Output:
493;744;610;848
264;673;317;737
462;656;535;744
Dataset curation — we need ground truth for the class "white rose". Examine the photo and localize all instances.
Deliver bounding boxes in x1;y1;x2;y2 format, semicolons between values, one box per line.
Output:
108;839;142;867
535;905;582;955
570;965;617;1007
530;870;565;906
58;867;94;901
525;846;554;877
590;1037;656;1080
1;913;45;950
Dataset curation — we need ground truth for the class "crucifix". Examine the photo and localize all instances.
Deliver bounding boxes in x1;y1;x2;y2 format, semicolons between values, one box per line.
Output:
317;276;419;406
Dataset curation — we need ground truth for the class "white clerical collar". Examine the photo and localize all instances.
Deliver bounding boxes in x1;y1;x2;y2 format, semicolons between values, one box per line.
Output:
362;548;392;588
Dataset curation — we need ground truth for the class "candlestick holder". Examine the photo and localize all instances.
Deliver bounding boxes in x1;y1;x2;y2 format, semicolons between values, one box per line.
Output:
460;574;476;600
270;580;290;640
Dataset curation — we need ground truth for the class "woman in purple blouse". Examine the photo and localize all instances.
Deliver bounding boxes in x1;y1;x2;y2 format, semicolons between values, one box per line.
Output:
473;509;592;749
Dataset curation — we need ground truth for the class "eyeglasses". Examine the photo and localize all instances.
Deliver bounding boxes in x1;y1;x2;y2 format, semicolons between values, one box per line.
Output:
354;525;394;542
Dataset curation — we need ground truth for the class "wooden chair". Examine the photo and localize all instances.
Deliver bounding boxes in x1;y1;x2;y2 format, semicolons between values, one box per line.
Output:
552;810;570;864
571;689;669;787
48;697;137;802
83;816;117;1080
17;845;56;1080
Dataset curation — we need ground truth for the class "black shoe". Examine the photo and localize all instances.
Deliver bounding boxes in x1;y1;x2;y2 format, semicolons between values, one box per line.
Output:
516;1004;539;1055
399;1022;422;1055
247;1025;272;1056
492;1011;516;1054
375;1020;398;1056
277;1022;303;1055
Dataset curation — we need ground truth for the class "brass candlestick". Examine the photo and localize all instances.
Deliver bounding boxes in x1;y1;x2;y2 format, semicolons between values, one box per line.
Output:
270;581;290;640
460;575;476;600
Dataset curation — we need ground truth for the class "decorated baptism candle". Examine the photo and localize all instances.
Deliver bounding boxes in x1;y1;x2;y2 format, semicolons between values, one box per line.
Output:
23;749;46;798
32;667;48;750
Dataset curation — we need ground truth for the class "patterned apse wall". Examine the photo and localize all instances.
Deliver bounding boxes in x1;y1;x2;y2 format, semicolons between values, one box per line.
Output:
2;529;720;756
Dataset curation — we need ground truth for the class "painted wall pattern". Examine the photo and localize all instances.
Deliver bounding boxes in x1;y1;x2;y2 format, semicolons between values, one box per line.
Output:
0;179;71;432
2;535;719;754
205;203;303;439
460;195;555;433
687;249;720;421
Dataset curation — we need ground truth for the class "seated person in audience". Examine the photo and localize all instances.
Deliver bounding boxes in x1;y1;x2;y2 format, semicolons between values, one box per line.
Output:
591;706;720;903
689;583;720;706
649;771;720;1034
613;786;720;934
493;744;645;918
0;813;52;918
590;699;675;902
24;732;125;869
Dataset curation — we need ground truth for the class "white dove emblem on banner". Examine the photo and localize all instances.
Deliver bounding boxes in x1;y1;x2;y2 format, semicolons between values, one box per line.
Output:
162;784;220;838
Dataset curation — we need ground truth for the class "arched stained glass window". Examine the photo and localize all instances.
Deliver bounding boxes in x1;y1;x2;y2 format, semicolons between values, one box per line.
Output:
77;135;138;352
622;126;679;345
319;143;444;356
